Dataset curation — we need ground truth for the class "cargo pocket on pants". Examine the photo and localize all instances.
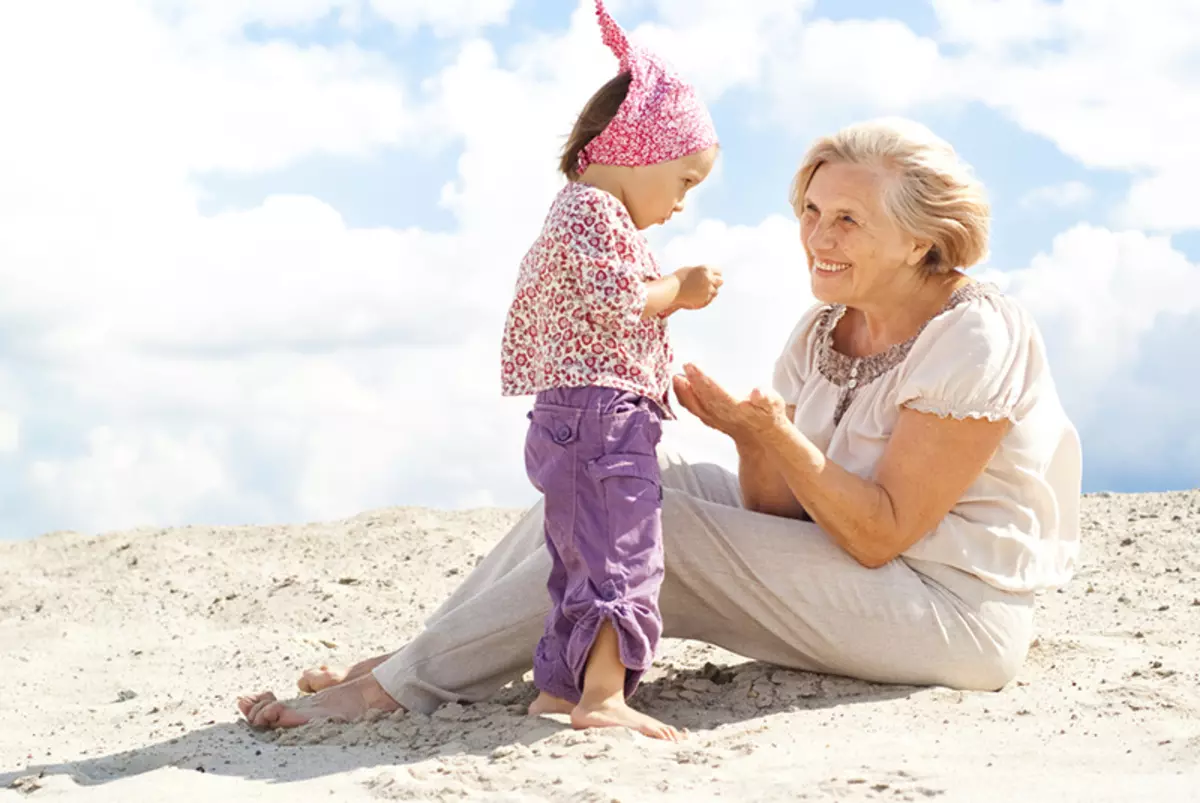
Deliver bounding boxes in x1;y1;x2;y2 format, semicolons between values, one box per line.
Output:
585;453;663;568
525;405;585;562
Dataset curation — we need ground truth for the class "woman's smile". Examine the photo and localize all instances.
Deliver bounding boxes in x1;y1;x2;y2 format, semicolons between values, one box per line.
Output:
812;258;851;275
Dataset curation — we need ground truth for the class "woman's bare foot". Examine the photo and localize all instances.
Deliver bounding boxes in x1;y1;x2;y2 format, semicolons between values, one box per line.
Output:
527;692;575;717
237;674;401;730
571;695;683;742
298;665;347;694
295;652;394;694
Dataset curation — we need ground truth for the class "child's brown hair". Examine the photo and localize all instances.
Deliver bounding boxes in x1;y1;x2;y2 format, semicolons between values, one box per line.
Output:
559;72;632;180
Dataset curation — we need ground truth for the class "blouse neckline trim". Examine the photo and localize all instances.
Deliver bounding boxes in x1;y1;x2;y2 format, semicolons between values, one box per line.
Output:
815;281;999;423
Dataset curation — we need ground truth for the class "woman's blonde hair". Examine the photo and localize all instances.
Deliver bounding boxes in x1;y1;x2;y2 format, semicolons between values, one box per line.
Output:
789;118;990;273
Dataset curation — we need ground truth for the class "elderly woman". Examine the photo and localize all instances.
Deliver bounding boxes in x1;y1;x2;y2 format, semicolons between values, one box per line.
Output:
238;118;1081;729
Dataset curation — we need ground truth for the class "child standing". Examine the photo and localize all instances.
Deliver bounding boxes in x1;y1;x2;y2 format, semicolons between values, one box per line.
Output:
500;1;722;741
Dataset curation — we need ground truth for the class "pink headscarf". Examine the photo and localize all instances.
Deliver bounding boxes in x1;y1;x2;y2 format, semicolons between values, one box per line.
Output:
577;0;719;175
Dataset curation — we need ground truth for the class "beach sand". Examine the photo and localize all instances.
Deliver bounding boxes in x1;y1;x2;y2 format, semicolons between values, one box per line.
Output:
3;492;1198;801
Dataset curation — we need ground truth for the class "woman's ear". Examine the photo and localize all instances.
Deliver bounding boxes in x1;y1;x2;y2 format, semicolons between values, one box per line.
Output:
906;237;934;268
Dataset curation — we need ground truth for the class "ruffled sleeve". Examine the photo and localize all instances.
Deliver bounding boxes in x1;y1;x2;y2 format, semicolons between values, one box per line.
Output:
772;302;828;404
894;292;1036;422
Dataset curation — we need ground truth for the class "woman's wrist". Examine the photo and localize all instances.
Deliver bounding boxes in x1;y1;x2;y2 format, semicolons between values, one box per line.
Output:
745;412;792;448
732;427;765;455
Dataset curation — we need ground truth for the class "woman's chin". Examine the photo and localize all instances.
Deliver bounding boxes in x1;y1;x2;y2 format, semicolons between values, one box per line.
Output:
809;270;851;304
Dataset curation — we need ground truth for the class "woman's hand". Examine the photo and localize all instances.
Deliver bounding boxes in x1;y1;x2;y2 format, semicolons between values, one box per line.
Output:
673;363;790;440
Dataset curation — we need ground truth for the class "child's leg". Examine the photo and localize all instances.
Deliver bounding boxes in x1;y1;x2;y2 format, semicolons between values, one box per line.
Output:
562;394;679;739
571;621;680;741
524;398;588;713
525;389;678;738
529;533;579;716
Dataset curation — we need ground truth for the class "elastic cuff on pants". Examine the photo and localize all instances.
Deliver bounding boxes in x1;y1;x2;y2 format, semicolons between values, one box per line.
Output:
566;600;657;699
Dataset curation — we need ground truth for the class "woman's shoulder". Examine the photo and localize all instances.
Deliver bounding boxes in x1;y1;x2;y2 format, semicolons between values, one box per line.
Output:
899;281;1048;420
917;281;1038;351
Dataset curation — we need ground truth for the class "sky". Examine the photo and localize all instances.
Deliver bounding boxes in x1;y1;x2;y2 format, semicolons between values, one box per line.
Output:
1;0;1198;540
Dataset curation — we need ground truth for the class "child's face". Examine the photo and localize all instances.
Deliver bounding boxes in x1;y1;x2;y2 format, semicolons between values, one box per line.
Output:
624;145;718;230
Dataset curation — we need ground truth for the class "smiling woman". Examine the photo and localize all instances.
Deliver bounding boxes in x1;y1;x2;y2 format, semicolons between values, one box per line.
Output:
794;117;990;288
237;117;1082;732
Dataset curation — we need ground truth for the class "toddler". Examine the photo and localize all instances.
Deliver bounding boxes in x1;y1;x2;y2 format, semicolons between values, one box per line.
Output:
500;0;721;741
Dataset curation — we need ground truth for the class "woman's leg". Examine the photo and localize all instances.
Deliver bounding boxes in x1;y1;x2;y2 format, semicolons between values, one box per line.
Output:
297;654;391;694
292;499;553;695
653;452;1035;691
367;502;555;713
242;451;1033;728
239;503;553;727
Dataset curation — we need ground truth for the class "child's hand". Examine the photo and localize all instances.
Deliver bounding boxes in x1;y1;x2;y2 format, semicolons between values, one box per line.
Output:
671;265;723;311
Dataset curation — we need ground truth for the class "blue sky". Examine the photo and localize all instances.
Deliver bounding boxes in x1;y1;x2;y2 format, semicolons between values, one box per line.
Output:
1;0;1198;540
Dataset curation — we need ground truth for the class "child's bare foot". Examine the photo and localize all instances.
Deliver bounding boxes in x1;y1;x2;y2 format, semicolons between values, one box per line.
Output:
298;665;347;694
571;696;683;742
528;692;574;717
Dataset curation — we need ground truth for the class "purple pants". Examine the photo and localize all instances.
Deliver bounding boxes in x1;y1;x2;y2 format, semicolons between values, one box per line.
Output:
524;386;664;704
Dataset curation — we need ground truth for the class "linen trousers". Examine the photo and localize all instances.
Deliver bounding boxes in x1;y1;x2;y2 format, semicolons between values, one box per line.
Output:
372;449;1036;713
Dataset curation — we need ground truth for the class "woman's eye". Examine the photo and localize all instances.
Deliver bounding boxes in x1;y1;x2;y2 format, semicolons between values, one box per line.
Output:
841;215;857;225
804;203;818;214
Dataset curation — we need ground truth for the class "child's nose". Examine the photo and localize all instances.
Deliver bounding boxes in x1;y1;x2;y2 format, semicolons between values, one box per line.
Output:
673;199;685;213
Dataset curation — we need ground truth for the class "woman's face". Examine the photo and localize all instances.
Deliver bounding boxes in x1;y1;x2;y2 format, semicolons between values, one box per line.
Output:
798;161;929;307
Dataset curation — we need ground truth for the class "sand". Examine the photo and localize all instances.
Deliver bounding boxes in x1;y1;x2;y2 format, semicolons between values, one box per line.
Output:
3;492;1199;802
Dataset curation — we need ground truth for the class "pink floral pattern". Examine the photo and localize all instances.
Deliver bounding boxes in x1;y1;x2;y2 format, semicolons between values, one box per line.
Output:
500;182;674;416
577;0;718;175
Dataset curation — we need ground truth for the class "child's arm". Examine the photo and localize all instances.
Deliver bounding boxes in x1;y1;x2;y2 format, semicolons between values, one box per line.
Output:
642;273;683;319
642;265;723;320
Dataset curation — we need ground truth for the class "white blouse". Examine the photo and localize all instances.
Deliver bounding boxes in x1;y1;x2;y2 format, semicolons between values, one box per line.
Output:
772;283;1082;593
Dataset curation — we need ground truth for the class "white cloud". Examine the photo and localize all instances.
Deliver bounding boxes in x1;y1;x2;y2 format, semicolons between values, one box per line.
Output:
1117;169;1200;233
368;0;516;36
156;0;514;37
1006;225;1200;375
158;0;359;36
996;225;1200;468
2;0;1199;539
0;411;17;454
756;1;1200;231
28;426;236;534
931;0;1200;229
1020;181;1093;210
634;0;813;100
930;0;1062;52
766;19;962;123
0;0;653;537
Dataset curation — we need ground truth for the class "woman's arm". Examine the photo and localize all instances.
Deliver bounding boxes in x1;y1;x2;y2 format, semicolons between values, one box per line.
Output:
756;405;1008;568
674;374;808;519
676;363;1008;569
734;408;808;519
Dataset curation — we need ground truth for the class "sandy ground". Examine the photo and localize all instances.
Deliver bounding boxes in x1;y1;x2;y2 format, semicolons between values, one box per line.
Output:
3;492;1199;802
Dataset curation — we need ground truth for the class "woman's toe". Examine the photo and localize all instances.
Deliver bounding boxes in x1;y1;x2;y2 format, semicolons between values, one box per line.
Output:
237;691;274;719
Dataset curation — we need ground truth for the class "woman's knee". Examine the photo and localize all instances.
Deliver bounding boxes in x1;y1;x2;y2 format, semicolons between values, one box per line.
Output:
657;449;742;505
938;623;1033;692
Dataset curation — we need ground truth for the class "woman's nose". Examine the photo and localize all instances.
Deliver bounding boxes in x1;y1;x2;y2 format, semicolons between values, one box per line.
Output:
673;200;685;213
805;219;834;250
